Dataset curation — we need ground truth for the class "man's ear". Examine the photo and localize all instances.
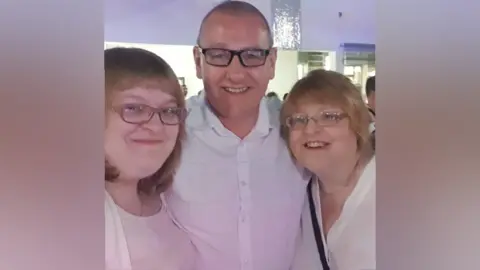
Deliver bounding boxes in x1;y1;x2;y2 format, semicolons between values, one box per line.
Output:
193;46;203;79
267;47;277;79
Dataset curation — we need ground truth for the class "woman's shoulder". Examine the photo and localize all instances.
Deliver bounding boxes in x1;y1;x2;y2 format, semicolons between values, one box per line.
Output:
365;156;376;180
104;190;116;212
156;210;197;270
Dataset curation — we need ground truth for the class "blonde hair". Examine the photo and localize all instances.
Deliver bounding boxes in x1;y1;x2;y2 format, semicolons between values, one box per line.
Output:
280;69;372;153
104;47;186;195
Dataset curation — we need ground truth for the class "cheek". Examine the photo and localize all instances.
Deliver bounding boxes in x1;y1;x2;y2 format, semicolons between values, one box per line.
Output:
162;126;180;154
203;66;223;86
332;127;359;152
105;117;135;143
104;123;133;159
165;126;180;144
249;69;270;88
288;131;305;159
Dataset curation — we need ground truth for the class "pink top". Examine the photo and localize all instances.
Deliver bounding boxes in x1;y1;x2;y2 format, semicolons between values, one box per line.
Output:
117;204;196;270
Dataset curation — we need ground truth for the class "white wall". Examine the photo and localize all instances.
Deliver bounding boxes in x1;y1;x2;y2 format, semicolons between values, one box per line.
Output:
104;0;272;46
105;42;298;98
270;50;299;97
105;0;374;52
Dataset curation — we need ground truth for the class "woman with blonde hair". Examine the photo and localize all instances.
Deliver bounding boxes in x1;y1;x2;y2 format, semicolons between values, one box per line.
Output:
104;47;195;270
283;70;375;270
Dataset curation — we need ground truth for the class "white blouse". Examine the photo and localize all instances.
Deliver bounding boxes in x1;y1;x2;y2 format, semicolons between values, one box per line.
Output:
105;191;196;270
291;157;376;270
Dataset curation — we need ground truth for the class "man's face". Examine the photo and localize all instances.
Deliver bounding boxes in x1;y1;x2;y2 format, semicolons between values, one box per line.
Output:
182;85;188;97
194;12;277;119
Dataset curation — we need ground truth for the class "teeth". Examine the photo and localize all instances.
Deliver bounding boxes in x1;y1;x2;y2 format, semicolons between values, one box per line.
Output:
305;141;328;148
224;87;248;93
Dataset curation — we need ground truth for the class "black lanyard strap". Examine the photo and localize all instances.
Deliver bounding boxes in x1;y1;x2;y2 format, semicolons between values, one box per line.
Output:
307;180;330;270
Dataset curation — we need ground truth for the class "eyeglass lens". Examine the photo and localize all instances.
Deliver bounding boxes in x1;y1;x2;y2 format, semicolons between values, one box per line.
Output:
202;48;269;67
118;104;185;125
288;112;346;129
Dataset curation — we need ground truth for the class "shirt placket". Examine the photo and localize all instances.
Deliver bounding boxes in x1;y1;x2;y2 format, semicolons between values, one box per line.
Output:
237;141;252;270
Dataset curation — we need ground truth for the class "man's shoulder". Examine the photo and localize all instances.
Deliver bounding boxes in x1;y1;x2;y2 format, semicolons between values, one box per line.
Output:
185;94;202;109
184;95;208;130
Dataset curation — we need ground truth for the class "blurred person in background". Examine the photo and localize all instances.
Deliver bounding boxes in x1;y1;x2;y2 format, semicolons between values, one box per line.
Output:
104;47;195;270
365;76;375;113
282;69;376;270
266;91;282;111
365;76;375;150
181;83;188;97
185;89;204;108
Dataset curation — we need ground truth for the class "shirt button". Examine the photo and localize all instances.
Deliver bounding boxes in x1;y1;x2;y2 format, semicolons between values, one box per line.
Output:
241;181;247;187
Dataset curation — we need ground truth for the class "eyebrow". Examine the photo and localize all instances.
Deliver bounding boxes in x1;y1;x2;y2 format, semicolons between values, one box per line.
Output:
160;99;177;107
120;94;178;107
292;109;343;115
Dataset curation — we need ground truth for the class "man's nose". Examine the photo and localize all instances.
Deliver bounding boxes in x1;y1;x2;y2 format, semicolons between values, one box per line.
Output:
225;55;246;81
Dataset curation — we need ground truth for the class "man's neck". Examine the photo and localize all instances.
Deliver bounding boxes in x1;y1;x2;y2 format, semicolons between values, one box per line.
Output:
219;112;259;139
203;96;263;139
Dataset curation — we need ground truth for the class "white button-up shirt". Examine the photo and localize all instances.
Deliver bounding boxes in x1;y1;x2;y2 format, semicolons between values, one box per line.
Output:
165;94;309;270
291;157;376;270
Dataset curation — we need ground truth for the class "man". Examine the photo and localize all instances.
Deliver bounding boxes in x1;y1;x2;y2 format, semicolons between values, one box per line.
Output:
181;83;188;97
165;1;309;270
365;75;375;112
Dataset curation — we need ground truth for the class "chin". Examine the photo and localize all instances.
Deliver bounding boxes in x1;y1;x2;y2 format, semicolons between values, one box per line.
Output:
121;166;161;181
302;161;327;176
138;169;162;179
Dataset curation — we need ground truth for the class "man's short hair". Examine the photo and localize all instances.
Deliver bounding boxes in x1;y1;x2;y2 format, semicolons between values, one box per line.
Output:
196;0;273;47
365;76;375;96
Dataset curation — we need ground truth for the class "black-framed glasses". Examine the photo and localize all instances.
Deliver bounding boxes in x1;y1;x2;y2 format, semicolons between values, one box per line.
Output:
199;47;270;67
285;111;347;130
114;103;187;125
